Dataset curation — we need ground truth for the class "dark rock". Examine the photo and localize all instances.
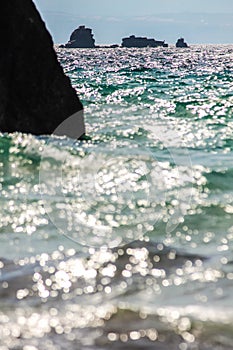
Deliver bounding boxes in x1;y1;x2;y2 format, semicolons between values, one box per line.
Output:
176;38;189;48
0;0;84;138
98;44;119;49
65;25;95;48
122;35;168;48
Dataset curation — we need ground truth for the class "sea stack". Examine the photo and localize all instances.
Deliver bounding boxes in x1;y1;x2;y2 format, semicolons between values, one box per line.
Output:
65;25;95;48
0;0;84;138
176;38;188;48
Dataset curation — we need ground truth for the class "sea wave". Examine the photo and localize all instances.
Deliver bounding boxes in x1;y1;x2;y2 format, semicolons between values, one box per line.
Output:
1;45;233;348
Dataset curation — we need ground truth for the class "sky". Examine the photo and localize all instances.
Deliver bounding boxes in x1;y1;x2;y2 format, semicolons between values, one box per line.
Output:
33;0;233;44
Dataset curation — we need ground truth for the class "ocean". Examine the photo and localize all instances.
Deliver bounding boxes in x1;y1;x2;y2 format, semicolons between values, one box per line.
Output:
0;45;233;349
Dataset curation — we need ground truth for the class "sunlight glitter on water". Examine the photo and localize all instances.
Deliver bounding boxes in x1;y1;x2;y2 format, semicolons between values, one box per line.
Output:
1;45;233;349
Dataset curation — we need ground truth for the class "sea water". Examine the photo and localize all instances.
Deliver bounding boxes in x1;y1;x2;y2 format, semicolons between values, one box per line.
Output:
0;45;233;349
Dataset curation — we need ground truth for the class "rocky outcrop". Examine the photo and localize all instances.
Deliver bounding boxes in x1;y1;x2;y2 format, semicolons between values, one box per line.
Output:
0;0;84;137
65;25;95;48
122;35;168;48
176;38;188;48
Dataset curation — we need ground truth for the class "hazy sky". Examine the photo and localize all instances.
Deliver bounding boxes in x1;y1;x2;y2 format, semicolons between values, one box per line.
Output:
34;0;233;44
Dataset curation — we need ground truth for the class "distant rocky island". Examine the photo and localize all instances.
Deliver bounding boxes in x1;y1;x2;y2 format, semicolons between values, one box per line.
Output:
61;25;188;49
176;38;188;48
65;25;95;48
122;35;168;48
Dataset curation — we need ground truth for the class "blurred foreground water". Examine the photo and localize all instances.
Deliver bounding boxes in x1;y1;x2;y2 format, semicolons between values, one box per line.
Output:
1;45;233;349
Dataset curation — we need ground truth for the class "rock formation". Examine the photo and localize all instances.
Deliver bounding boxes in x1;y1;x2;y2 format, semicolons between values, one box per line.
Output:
0;0;84;138
122;35;168;48
176;38;188;48
65;25;95;48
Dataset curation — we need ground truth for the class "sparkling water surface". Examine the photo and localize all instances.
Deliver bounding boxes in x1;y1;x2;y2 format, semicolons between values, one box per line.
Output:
0;45;233;349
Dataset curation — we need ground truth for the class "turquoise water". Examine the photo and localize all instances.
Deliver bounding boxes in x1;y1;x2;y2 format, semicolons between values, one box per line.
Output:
1;45;233;349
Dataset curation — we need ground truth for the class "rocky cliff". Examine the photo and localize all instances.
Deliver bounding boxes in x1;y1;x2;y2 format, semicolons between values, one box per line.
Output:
0;0;84;137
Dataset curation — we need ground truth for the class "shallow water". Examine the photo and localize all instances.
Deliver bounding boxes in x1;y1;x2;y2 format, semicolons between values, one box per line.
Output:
1;45;233;349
